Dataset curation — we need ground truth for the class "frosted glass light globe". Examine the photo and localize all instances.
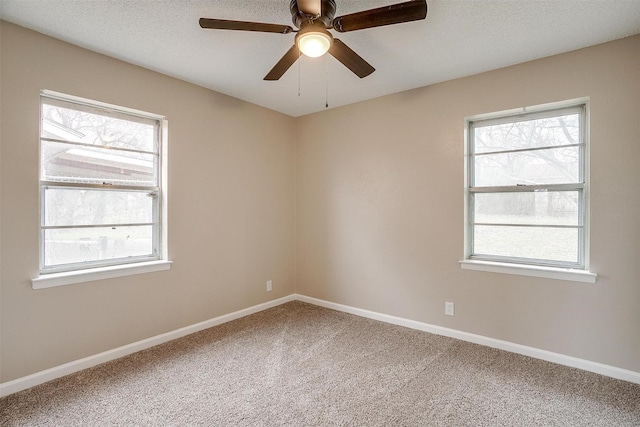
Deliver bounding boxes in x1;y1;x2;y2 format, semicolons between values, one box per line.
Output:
297;30;332;57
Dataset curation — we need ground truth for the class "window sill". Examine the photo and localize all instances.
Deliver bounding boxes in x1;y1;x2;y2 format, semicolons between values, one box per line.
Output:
32;260;173;289
459;260;597;283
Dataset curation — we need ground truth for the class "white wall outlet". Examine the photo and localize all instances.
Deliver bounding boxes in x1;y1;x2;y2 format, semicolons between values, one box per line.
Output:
445;301;455;316
266;280;272;292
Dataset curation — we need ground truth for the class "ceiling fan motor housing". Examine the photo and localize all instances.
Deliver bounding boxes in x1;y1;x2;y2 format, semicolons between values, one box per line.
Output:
290;0;337;29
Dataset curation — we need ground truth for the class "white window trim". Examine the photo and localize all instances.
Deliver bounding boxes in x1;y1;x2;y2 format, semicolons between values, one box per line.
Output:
41;90;166;122
33;90;171;288
461;98;597;282
459;260;596;283
31;260;173;289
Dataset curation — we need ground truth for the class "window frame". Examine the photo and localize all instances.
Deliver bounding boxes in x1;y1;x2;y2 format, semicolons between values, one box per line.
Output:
37;90;169;279
462;99;596;282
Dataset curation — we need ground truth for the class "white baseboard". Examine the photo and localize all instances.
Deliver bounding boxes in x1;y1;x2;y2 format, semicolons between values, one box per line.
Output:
2;292;638;397
0;295;296;397
295;294;640;385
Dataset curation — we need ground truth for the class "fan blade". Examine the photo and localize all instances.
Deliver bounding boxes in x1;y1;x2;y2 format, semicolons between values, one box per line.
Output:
264;45;300;80
296;0;321;16
332;0;427;32
328;39;375;78
199;18;293;34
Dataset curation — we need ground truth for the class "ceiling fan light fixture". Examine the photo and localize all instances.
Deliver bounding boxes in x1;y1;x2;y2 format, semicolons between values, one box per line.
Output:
201;0;428;81
296;26;333;57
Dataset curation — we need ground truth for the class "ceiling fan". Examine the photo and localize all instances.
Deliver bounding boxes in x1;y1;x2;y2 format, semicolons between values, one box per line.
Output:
199;0;428;81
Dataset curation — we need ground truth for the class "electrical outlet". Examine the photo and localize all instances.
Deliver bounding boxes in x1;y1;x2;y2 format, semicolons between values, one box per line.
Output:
445;301;455;316
266;280;272;292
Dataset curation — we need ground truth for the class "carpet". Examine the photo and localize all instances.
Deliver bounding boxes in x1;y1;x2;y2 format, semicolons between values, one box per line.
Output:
1;301;639;426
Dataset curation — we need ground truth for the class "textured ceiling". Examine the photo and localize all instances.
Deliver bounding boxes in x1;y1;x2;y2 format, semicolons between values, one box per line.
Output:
1;0;639;117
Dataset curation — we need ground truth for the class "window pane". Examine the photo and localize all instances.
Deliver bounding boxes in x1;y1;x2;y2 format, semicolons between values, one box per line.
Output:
474;145;580;187
473;113;580;154
473;225;579;264
44;188;154;226
41;140;157;186
474;191;580;226
39;93;164;274
41;102;156;153
43;225;154;268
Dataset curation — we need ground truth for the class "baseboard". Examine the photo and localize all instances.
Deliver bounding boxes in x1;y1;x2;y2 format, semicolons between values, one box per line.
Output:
295;294;640;385
3;292;638;397
0;295;296;397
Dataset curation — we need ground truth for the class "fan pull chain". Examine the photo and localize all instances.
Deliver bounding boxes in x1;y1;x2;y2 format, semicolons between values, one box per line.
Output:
325;54;329;109
298;50;301;97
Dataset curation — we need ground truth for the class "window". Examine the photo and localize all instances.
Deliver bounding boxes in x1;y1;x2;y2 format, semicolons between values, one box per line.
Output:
39;92;166;276
463;101;595;281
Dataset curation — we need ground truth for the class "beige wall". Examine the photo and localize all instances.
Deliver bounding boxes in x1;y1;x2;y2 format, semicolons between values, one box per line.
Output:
296;35;640;372
0;22;296;382
1;19;639;383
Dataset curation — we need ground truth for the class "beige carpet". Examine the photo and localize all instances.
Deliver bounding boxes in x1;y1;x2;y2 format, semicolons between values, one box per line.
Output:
1;301;639;426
